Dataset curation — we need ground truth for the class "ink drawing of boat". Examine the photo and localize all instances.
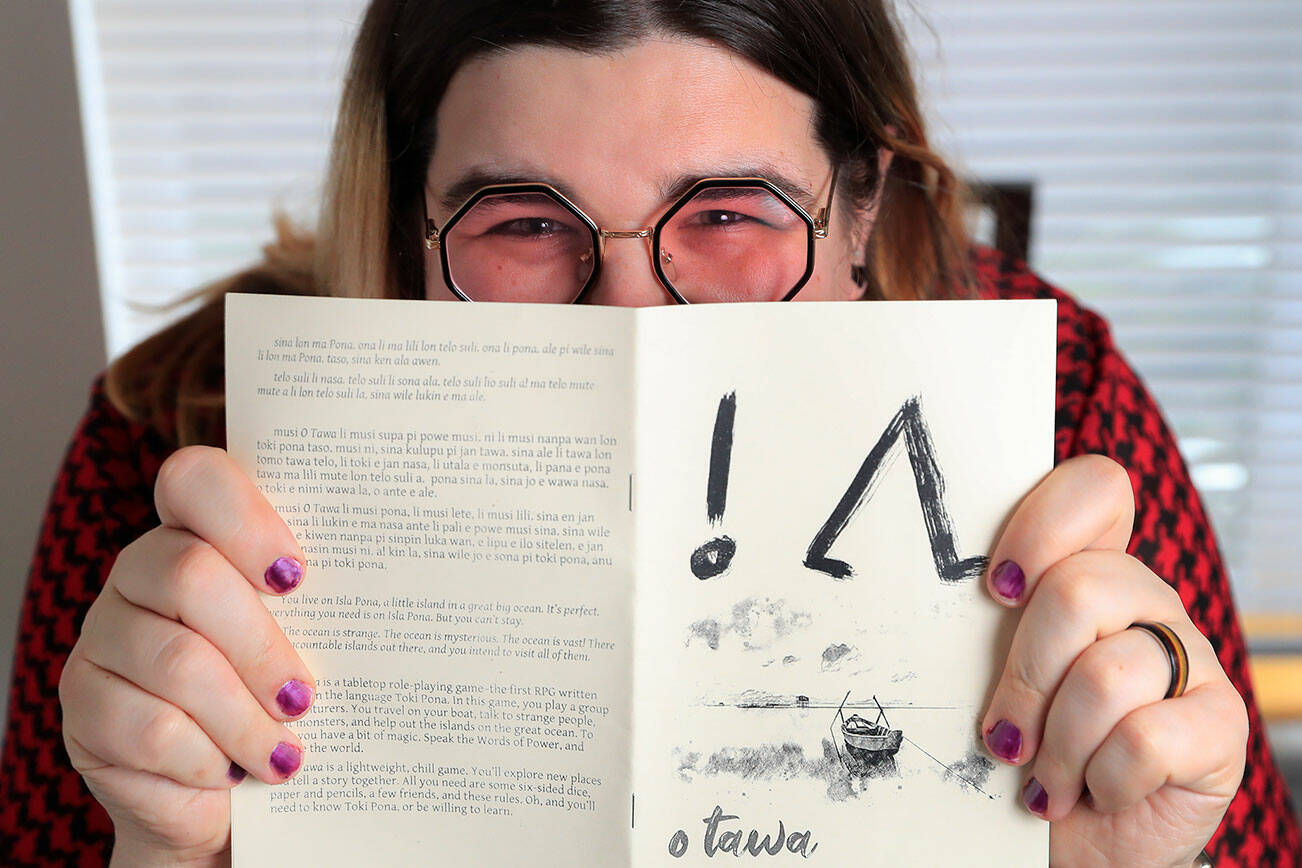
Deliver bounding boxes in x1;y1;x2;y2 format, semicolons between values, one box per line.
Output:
830;691;902;772
842;711;903;757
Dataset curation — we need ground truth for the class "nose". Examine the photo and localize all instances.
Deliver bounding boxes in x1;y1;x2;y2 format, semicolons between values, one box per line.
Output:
581;234;677;307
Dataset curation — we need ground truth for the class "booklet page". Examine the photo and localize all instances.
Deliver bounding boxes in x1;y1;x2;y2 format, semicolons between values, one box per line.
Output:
226;296;636;866
630;301;1054;865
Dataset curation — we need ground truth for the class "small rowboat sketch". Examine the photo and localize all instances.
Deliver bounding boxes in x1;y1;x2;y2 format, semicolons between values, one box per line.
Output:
830;691;902;777
838;695;903;762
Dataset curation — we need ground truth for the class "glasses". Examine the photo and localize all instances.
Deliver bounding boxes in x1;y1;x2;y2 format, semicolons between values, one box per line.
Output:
424;168;838;304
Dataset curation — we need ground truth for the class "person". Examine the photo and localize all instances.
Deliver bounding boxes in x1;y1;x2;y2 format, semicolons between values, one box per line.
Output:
1;1;1298;865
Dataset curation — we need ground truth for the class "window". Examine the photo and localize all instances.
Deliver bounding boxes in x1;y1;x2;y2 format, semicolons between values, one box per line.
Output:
898;0;1302;611
73;0;360;354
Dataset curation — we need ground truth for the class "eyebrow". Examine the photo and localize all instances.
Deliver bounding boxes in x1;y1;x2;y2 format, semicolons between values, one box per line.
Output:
438;170;578;213
435;162;819;216
661;165;818;212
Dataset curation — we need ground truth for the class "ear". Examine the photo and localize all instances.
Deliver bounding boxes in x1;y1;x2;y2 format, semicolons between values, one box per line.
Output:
849;146;894;260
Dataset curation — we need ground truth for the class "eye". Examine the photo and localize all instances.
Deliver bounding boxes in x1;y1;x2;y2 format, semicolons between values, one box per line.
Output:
701;211;752;226
487;217;575;238
671;186;800;234
688;210;769;230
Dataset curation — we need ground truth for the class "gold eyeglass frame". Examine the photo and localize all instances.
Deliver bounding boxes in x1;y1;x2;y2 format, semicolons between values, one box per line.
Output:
424;166;838;304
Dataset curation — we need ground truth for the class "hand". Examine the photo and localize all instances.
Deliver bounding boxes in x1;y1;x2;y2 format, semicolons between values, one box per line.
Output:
981;454;1247;868
58;446;315;865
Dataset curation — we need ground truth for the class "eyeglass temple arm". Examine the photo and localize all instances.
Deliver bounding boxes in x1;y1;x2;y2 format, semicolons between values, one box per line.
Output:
813;164;839;239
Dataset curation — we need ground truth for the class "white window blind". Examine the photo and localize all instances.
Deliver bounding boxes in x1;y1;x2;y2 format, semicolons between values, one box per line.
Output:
898;0;1302;612
76;0;1301;611
73;0;362;356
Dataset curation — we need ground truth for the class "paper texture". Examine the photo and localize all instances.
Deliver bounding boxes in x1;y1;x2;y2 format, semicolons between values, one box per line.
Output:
226;295;1054;865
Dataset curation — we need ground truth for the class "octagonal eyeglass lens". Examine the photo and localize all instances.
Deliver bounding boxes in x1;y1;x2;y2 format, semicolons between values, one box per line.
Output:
657;186;811;303
443;191;596;303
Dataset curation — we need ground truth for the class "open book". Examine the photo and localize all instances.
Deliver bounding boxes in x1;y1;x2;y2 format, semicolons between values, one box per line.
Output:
226;295;1054;865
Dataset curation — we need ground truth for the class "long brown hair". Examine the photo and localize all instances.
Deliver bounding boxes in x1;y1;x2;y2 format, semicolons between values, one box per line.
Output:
107;0;972;448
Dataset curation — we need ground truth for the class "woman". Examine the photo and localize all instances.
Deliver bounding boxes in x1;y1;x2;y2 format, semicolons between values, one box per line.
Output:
2;1;1297;865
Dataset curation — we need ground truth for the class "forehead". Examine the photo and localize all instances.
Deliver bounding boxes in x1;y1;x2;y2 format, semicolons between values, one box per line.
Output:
426;38;826;216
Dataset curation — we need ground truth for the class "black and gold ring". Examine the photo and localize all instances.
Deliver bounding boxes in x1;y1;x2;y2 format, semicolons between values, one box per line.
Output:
1129;621;1190;700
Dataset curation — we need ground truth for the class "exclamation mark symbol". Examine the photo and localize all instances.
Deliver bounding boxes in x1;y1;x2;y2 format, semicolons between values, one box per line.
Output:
690;392;737;580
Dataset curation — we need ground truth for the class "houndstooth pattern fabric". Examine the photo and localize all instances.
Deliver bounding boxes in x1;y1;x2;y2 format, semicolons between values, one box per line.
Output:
1;380;169;864
975;246;1301;866
2;249;1298;865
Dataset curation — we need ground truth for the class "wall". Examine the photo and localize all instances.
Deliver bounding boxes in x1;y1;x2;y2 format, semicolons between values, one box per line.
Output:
0;2;107;731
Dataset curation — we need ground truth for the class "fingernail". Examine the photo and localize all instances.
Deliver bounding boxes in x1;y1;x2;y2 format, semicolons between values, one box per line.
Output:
265;556;303;593
276;679;314;717
227;762;247;784
1023;777;1048;815
984;718;1022;762
270;742;301;778
991;559;1025;602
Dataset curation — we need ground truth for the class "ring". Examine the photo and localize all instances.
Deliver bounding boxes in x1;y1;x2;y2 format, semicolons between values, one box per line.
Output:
1128;621;1189;699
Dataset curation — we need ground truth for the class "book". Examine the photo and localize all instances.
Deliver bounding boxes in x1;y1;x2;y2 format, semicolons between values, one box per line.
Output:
225;294;1055;865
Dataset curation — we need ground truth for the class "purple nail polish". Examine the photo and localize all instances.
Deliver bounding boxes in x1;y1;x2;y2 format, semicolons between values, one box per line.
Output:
227;762;247;784
276;679;314;717
270;742;301;778
991;559;1025;602
1023;777;1048;815
984;718;1022;762
265;556;303;593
